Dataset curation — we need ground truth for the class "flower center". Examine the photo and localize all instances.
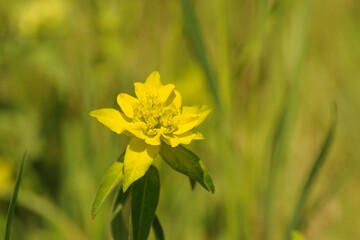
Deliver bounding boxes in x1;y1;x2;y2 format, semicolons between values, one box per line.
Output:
133;92;180;136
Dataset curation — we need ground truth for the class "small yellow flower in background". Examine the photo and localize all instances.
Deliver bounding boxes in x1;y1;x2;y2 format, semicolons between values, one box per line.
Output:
291;230;305;240
0;157;13;192
90;71;210;191
16;0;68;37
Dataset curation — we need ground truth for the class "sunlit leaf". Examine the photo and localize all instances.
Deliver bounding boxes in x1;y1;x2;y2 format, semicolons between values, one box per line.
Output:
4;153;26;240
92;153;125;218
159;143;214;193
131;165;160;240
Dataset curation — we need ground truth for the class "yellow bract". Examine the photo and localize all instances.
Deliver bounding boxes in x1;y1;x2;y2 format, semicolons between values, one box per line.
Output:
90;71;210;191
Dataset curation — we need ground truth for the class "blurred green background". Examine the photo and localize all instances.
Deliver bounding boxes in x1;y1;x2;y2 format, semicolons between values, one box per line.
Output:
1;0;360;239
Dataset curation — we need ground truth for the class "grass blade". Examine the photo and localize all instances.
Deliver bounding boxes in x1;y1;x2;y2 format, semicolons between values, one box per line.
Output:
285;107;337;239
181;0;221;109
300;161;356;229
263;88;298;238
4;153;26;240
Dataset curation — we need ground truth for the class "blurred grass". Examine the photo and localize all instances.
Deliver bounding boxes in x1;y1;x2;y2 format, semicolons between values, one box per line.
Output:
1;0;360;239
286;108;337;239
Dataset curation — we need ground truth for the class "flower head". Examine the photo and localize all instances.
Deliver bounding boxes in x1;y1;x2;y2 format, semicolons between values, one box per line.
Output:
90;71;210;191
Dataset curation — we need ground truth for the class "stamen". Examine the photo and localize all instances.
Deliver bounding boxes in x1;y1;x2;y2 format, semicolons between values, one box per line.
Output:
132;91;180;136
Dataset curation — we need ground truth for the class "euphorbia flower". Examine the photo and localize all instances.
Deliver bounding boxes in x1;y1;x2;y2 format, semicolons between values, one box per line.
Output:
90;71;210;191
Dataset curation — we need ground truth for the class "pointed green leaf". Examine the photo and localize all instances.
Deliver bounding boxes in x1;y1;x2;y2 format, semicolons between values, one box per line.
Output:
4;153;26;240
92;153;125;218
159;143;214;193
152;215;165;240
131;165;160;240
111;189;130;240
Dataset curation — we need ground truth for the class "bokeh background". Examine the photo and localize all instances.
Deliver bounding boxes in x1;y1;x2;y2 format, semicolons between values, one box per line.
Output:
1;0;360;239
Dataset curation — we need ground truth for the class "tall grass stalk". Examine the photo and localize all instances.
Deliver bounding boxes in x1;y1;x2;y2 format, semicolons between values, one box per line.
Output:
180;0;221;110
180;1;244;238
285;110;337;239
4;153;26;240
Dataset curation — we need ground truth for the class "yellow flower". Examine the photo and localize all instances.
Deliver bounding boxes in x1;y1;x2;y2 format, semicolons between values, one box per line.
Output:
90;71;210;191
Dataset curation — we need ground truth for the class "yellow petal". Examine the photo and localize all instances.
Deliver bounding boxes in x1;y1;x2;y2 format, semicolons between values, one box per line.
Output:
90;108;128;134
126;122;147;140
165;90;182;109
144;71;162;89
144;133;161;146
122;137;160;191
134;82;148;103
172;114;199;135
182;105;210;114
162;132;204;147
182;105;211;126
117;93;138;118
158;84;175;103
172;90;182;109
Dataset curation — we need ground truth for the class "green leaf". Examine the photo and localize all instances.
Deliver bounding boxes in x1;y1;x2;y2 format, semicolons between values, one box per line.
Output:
152;215;165;240
159;143;215;193
4;153;26;240
131;165;160;240
91;153;125;218
189;177;196;190
111;189;130;240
